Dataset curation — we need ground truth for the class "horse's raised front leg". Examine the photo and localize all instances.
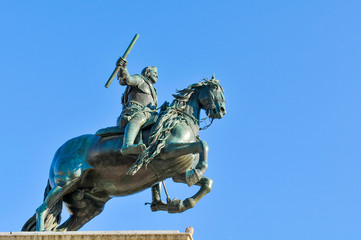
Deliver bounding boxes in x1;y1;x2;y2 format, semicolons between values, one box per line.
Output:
158;140;212;213
36;179;79;231
168;175;213;213
160;140;209;186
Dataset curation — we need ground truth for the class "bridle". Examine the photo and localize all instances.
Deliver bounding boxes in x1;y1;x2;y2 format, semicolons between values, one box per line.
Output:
199;82;224;131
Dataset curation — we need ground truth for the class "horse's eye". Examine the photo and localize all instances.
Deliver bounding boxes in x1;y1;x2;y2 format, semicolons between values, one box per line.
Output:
212;85;218;90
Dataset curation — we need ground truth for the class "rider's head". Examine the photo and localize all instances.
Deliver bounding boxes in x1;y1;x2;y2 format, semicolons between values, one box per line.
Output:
141;66;158;84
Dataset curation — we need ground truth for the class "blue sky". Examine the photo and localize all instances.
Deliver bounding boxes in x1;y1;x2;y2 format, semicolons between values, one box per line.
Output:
1;1;361;240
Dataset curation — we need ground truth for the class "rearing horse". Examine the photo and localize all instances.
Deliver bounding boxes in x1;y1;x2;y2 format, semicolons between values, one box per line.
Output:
22;77;226;231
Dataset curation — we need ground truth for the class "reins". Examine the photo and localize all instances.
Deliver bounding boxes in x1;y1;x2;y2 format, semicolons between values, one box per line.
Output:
199;117;214;131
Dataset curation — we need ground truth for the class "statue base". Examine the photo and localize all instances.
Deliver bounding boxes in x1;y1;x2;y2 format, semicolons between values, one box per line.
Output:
0;231;193;240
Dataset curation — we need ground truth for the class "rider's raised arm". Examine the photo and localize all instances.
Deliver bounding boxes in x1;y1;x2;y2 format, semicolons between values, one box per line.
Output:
119;71;143;87
117;59;143;87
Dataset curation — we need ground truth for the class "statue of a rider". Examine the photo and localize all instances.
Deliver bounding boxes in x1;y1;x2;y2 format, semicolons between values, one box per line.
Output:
111;35;190;211
116;58;158;155
115;58;167;210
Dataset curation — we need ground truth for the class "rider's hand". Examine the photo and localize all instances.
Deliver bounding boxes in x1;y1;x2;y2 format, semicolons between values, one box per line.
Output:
116;57;127;68
117;70;123;80
116;58;128;80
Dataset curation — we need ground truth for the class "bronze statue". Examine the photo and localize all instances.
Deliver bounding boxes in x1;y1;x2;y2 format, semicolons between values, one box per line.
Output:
22;35;226;232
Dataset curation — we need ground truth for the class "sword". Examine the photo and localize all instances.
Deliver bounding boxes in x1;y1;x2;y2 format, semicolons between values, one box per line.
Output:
104;34;139;88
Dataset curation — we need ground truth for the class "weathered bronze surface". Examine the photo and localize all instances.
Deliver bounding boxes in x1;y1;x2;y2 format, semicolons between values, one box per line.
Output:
22;36;226;232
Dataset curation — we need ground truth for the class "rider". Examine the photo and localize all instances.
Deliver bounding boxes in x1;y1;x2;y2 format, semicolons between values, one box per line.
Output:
116;58;158;155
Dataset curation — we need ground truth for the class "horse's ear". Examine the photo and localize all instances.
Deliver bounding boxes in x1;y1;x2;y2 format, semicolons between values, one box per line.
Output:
211;74;220;84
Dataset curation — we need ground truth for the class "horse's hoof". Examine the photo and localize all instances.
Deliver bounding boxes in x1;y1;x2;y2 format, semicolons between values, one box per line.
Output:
167;198;183;213
150;200;167;212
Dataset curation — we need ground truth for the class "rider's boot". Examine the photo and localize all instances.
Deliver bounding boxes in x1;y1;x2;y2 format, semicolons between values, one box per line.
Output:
120;118;146;155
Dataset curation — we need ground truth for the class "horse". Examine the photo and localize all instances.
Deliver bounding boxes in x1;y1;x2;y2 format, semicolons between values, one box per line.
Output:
22;77;226;231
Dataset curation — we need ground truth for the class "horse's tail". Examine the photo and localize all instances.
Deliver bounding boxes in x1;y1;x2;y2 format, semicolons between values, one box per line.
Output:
21;180;63;231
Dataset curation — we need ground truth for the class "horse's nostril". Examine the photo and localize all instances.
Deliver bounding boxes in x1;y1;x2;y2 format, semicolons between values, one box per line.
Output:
212;109;217;114
220;107;225;113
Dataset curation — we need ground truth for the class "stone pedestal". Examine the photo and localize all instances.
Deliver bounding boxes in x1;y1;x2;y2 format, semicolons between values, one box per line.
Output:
0;231;193;240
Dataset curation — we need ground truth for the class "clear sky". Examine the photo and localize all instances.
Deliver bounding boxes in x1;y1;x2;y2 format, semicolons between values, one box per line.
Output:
1;1;361;240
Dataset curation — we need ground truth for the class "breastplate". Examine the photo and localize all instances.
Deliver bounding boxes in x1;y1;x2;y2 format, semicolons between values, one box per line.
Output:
127;87;156;109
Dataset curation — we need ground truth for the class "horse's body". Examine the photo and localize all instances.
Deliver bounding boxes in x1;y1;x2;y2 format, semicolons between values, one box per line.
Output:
51;128;195;197
22;78;226;231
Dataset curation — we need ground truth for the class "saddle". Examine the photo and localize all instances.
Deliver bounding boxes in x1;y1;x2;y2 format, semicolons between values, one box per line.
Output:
95;115;158;138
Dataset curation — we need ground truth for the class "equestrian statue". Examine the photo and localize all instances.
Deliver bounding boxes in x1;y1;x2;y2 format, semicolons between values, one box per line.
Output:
22;34;227;231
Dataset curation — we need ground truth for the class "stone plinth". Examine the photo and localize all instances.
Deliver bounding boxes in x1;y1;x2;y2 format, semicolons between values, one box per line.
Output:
0;231;193;240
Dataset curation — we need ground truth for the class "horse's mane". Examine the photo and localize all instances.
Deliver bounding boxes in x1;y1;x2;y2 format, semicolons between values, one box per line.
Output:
172;78;221;109
127;79;221;176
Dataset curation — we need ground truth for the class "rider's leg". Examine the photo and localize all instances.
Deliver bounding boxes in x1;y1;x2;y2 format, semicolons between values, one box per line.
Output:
121;113;147;155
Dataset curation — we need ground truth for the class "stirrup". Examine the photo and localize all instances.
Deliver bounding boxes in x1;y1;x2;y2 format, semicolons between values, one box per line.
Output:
120;144;146;155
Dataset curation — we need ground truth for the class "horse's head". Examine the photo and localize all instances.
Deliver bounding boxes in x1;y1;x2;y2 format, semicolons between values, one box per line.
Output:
198;75;226;119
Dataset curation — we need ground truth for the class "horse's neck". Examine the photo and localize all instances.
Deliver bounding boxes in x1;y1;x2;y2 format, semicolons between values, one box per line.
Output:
183;94;200;136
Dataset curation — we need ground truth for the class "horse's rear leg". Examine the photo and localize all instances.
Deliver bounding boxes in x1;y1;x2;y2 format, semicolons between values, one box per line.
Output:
57;205;104;231
57;191;109;231
36;179;79;231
